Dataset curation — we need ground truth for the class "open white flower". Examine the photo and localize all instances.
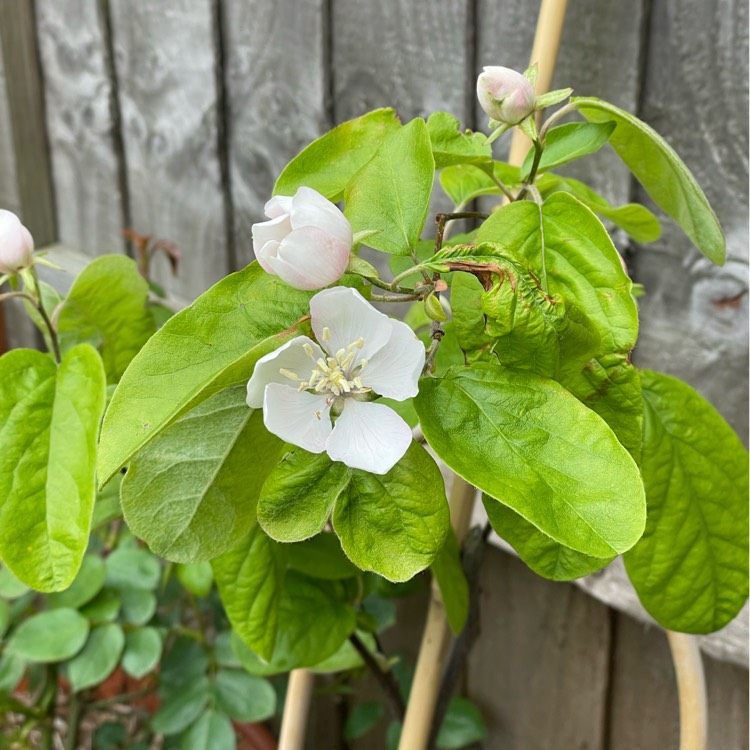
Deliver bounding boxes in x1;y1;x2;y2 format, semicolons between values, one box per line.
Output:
247;287;425;474
252;186;352;290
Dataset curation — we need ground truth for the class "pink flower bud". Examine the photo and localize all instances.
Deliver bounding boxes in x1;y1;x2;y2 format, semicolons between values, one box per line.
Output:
252;187;353;291
477;66;536;126
0;210;34;274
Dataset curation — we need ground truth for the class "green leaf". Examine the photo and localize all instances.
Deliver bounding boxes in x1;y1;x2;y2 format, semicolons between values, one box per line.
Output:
160;636;209;686
152;676;211;735
483;495;613;580
439;162;520;208
345;701;385;741
6;608;89;663
477;193;639;356
0;599;8;639
122;386;284;562
345;117;435;255
212;524;287;661
332;442;450;582
122;627;162;679
449;272;493;359
624;371;749;633
431;528;469;634
575;97;725;264
521;121;615;180
0;344;106;591
47;555;106;610
213;669;276;722
436;697;488;749
179;708;236;750
80;590;121;623
306;630;377;673
23;281;63;352
66;623;125;692
0;566;28;599
287;532;359;580
0;653;25;692
426;112;491;169
57;255;156;383
97;263;312;485
258;447;352;542
415;363;645;558
105;547;161;591
176;561;214;597
537;173;661;243
274;108;401;201
119;587;157;626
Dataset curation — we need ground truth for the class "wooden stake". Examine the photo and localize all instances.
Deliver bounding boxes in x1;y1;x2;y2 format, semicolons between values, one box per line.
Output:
278;669;315;750
666;630;708;750
398;4;569;748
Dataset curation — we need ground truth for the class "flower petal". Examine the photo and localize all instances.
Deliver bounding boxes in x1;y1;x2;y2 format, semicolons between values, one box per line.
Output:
325;399;412;474
310;287;392;362
246;336;324;408
363;319;425;400
264;383;332;453
252;215;292;273
264;194;293;219
273;226;350;290
290;187;353;246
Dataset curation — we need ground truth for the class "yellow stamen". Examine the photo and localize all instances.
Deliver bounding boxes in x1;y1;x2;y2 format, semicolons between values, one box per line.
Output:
279;368;299;381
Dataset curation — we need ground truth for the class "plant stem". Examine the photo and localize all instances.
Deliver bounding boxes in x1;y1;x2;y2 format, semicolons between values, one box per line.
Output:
434;212;488;253
87;686;157;710
349;632;405;721
515;139;544;201
538;99;580;142
478;164;515;202
367;275;421;295
370;291;423;303
64;691;81;750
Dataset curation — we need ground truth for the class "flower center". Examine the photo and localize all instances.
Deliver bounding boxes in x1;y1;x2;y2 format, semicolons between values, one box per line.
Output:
280;333;371;399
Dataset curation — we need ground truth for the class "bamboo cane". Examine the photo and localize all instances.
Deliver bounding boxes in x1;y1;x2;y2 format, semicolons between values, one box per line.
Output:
397;4;570;748
278;669;315;750
666;631;708;750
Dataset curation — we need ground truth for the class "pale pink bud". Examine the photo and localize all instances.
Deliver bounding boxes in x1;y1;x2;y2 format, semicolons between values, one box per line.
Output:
0;209;34;274
252;187;353;291
477;66;536;126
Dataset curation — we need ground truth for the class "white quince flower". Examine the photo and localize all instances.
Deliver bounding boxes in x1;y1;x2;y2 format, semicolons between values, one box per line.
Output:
0;209;34;275
252;186;353;290
477;66;536;126
247;286;425;474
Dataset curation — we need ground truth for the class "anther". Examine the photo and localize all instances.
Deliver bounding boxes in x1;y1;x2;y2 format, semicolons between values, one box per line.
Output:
279;368;299;381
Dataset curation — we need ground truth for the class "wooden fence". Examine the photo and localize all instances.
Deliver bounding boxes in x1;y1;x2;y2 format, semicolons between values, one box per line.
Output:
0;0;747;747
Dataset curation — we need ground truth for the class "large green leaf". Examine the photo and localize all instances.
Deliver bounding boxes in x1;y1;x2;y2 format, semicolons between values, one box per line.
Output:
0;345;106;591
439;162;520;208
426;112;491;169
345;117;434;255
537;173;661;243
274;108;401;201
287;532;359;581
483;495;613;580
121;386;284;562
66;623;125;692
332;442;450;583
431;528;469;634
6;608;89;663
258;447;352;542
97;263;312;485
575;97;724;264
212;524;287;661
625;371;749;633
415;363;645;557
521;121;615;180
449;272;494;359
57;255;156;383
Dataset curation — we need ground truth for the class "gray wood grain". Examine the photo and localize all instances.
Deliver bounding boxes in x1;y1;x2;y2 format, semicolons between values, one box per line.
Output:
108;0;228;300
0;29;19;213
466;546;611;749
35;0;125;257
631;0;749;442
0;0;56;246
222;0;328;268
476;0;646;206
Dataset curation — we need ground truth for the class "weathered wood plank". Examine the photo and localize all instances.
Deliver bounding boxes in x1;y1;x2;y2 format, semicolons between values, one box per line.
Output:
630;0;749;443
0;27;19;214
108;0;228;301
0;0;56;245
222;0;328;268
466;546;611;749
607;613;749;750
35;0;126;257
476;0;645;205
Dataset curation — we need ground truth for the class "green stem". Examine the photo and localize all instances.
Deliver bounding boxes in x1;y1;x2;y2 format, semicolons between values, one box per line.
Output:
538;100;581;142
64;691;81;750
479;163;515;201
30;268;61;363
516;139;544;201
367;274;422;295
370;291;423;303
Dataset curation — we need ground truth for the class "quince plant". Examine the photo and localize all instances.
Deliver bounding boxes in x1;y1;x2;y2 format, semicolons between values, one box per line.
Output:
0;64;746;743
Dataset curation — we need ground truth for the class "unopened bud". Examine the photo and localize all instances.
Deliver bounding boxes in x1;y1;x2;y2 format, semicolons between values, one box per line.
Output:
0;210;34;275
424;292;447;322
477;66;536;126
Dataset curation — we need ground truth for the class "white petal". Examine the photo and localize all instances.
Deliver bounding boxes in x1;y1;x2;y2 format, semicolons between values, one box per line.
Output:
272;226;350;290
264;194;293;219
290;187;353;246
246;336;324;408
325;399;411;474
264;383;332;453
252;215;291;254
363;319;425;400
310;287;392;361
255;240;281;274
